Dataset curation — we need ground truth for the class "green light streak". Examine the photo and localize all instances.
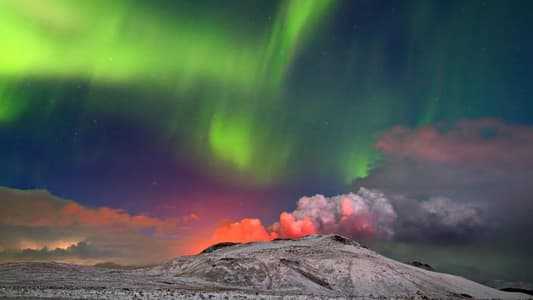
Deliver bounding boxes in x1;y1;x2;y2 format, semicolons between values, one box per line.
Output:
206;103;292;184
341;145;379;184
200;0;336;180
418;97;440;126
0;83;26;124
262;0;336;87
209;113;253;171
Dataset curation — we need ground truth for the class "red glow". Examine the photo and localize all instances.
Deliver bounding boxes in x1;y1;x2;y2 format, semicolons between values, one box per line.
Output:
212;218;277;243
276;212;316;238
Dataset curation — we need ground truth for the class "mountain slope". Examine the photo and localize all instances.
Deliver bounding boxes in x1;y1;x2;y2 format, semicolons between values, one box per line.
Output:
0;235;529;299
147;234;527;299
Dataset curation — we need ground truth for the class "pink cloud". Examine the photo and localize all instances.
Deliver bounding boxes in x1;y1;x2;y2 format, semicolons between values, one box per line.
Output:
377;119;533;169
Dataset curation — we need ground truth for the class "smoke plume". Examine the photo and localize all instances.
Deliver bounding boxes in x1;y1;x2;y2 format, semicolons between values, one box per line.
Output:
205;188;397;245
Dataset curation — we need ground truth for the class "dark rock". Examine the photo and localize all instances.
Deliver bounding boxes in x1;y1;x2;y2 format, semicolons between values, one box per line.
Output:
500;287;533;296
93;262;124;269
409;261;434;271
273;238;294;242
329;234;360;247
200;242;240;254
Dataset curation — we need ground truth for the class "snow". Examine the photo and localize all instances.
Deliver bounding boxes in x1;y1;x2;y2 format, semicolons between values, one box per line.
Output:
0;235;529;299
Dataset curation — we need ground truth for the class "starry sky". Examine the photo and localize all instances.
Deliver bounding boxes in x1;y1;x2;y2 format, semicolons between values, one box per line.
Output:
1;0;533;287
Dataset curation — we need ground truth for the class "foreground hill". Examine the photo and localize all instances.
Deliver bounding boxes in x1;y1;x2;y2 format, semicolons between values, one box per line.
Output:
0;235;529;299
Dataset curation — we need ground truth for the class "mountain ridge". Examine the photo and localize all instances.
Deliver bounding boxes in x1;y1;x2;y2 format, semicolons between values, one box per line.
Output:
0;234;529;299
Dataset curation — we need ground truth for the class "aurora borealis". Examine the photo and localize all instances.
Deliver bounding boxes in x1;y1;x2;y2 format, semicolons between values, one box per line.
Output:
2;0;533;288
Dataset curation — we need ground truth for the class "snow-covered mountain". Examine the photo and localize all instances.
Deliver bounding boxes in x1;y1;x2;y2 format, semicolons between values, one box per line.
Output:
0;235;529;299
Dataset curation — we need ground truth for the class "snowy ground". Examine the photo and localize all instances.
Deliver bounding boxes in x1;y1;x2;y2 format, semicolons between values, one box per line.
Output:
0;235;530;299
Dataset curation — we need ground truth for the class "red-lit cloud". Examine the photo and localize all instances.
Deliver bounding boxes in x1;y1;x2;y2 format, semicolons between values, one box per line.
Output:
212;218;277;243
0;187;199;264
275;212;316;238
273;189;396;239
1;189;198;234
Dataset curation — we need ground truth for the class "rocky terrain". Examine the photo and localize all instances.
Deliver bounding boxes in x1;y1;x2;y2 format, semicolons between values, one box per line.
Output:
0;235;529;299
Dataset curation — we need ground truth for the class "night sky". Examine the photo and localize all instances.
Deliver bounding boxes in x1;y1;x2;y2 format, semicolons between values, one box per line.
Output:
1;0;533;287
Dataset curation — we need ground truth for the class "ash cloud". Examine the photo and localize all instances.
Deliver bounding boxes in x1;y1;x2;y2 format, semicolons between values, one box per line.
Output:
390;196;487;242
207;188;398;246
206;188;487;246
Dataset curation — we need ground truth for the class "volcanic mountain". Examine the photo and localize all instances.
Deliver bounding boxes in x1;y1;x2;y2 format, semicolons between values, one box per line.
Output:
0;235;529;299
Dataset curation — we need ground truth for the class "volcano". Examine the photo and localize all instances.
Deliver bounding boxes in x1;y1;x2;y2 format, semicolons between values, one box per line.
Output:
0;235;528;299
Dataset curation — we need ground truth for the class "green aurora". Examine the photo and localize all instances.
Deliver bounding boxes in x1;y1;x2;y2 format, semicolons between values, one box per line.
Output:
1;0;531;186
0;0;342;184
0;0;334;88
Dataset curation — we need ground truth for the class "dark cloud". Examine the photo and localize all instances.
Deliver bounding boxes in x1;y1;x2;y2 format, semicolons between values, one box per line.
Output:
0;241;109;262
388;196;487;243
